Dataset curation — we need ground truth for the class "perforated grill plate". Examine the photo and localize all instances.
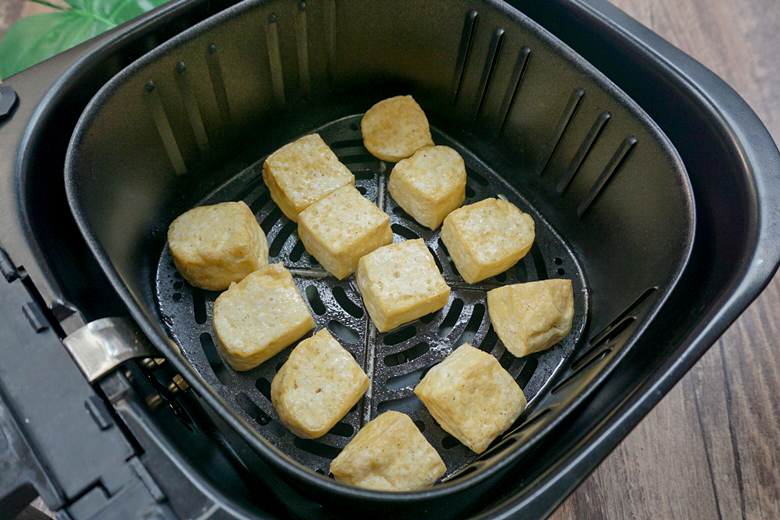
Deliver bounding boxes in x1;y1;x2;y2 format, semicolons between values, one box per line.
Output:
156;115;587;479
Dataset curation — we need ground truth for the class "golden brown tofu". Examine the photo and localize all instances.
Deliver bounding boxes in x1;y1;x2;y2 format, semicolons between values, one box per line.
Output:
298;185;392;279
271;329;369;439
388;145;467;230
262;133;354;222
414;344;526;454
356;239;450;332
440;198;535;283
487;279;574;358
330;411;446;491
168;201;268;291
212;264;314;371
361;95;434;162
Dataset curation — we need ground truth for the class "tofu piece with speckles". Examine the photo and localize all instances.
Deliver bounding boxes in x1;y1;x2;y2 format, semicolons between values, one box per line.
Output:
356;239;450;332
414;344;526;454
361;95;435;162
487;279;574;358
388;145;467;230
298;185;392;279
212;264;314;371
271;329;369;439
329;411;446;491
168;201;268;291
440;198;535;283
262;133;354;222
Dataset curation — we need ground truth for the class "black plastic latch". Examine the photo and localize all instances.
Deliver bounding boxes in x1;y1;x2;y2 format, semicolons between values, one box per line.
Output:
0;85;18;122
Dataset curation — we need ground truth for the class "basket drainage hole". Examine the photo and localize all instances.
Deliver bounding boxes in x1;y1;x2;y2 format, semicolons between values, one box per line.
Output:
386;367;426;390
172;293;182;302
554;257;563;265
453;304;485;348
306;286;327;315
236;392;273;426
328;422;354;437
384;342;429;367
442;435;462;449
414;420;426;433
557;268;565;276
516;357;539;389
349;123;359;131
294;438;342;459
377;395;423;415
199;333;229;384
384;326;417;346
255;377;272;401
332;286;364;318
328;320;360;344
437;299;464;338
173;281;183;290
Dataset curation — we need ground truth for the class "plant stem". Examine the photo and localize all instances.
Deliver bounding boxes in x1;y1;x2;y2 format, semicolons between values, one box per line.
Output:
28;0;67;10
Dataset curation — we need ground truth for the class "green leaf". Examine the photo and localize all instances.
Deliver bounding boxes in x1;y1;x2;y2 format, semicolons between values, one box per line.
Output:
0;0;168;79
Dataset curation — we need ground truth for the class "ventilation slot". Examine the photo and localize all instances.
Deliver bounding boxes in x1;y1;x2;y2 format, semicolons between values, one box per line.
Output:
305;286;327;315
472;27;504;121
332;286;363;318
265;13;285;108
392;224;420;240
551;350;611;395
384;342;430;367
578;136;637;218
192;288;208;324
557;111;611;194
293;438;341;459
205;43;231;125
516;356;539;389
328;422;354;438
386;367;426;390
144;80;186;175
269;220;297;257
384;326;417;345
377;395;422;415
498;45;531;136
451;10;478;105
453;304;485;348
537;88;585;176
437;299;464;338
572;316;635;370
327;320;360;344
236;392;273;426
200;332;229;384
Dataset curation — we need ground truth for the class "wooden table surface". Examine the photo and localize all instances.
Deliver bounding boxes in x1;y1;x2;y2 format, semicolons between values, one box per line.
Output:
3;0;780;519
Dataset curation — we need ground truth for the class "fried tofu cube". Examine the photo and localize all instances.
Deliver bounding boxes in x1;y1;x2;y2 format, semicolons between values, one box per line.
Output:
414;344;526;454
440;198;535;284
388;145;467;230
213;264;314;371
263;133;354;222
168;201;268;291
487;279;574;358
298;185;392;279
361;95;435;162
271;329;369;439
356;239;450;332
330;411;446;491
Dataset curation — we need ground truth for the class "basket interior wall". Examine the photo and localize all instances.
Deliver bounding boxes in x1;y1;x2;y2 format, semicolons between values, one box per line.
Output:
65;0;693;498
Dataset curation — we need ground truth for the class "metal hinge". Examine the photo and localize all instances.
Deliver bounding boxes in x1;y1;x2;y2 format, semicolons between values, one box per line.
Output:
63;318;158;382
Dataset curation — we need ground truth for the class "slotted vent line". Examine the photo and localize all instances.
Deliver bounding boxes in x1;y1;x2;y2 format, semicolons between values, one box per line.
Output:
537;88;585;176
174;60;209;154
451;10;479;106
295;1;311;97
472;27;505;121
498;45;531;136
205;43;231;125
265;13;286;108
578;136;638;218
362;320;377;427
557;110;611;195
143;81;187;175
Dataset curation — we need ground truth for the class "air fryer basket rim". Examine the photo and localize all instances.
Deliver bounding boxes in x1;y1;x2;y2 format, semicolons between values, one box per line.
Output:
62;0;696;506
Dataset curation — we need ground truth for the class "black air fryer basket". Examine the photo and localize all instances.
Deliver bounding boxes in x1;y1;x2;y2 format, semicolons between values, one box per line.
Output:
1;0;779;518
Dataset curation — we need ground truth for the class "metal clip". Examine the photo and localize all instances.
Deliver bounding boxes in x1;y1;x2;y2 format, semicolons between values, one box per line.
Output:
63;317;158;382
